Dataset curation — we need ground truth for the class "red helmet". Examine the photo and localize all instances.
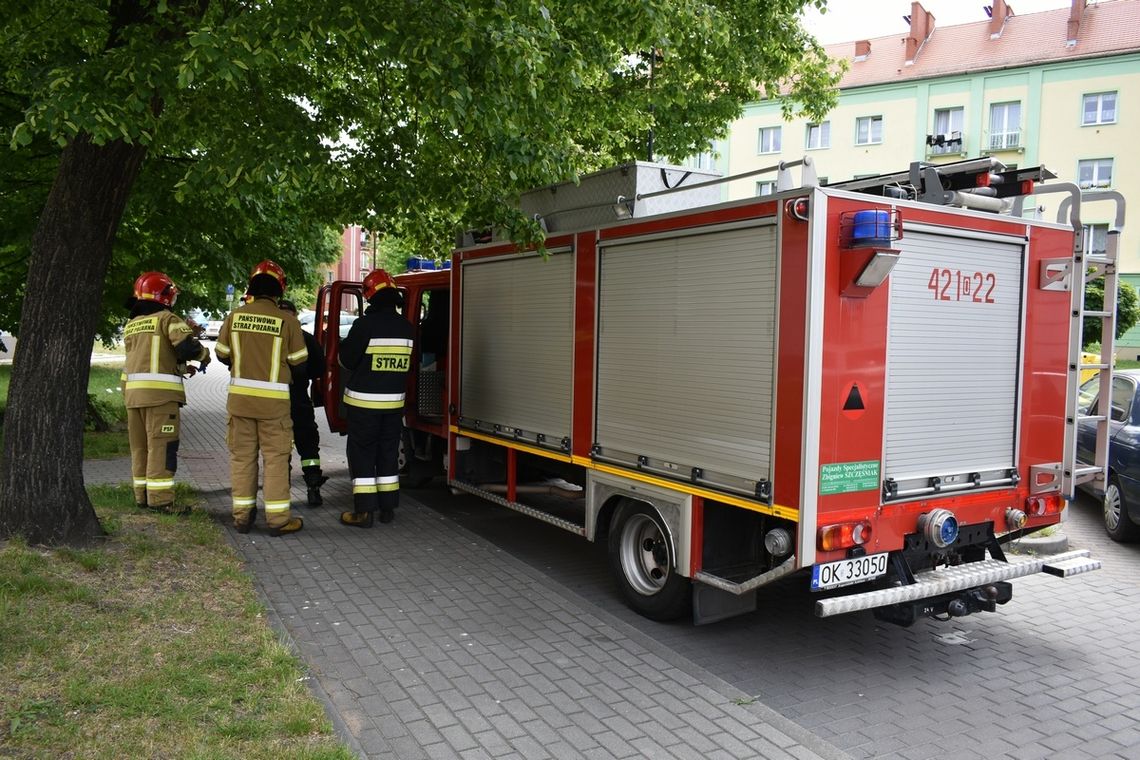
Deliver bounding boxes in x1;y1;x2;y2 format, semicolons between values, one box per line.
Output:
249;259;287;291
363;268;397;300
133;271;178;306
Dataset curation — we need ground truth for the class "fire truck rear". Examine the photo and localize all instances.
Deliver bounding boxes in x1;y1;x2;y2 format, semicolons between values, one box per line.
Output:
317;157;1117;625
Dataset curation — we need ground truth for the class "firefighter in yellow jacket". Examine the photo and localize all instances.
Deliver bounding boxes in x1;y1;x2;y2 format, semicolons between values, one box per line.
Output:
122;272;211;513
215;260;308;536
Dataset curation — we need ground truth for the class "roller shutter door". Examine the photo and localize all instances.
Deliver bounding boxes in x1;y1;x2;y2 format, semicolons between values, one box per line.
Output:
460;252;574;444
595;224;778;485
884;229;1025;491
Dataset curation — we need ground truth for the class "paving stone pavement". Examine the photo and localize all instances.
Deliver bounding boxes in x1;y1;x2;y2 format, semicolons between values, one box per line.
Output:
84;354;850;760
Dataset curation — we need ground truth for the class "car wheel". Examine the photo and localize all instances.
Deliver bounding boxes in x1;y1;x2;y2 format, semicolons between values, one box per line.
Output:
1103;476;1140;543
607;499;691;621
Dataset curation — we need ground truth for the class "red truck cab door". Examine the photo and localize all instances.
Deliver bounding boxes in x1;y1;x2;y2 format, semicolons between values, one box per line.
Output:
314;280;364;435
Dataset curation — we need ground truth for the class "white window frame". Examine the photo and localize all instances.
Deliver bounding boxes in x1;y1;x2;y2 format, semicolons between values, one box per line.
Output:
756;180;777;197
930;107;964;155
805;121;830;150
757;126;782;155
933;107;964;135
988;101;1022;150
1083;223;1109;255
1082;92;1117;126
1077;158;1113;190
855;115;882;146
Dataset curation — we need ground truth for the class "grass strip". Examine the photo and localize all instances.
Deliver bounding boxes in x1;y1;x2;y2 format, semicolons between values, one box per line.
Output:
0;483;353;759
1;364;132;459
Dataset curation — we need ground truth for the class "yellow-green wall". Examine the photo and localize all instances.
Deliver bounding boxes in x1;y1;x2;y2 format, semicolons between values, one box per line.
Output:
721;53;1140;271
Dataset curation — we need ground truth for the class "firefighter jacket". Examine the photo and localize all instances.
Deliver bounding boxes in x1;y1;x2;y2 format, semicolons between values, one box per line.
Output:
291;329;326;408
121;310;201;408
338;305;413;413
215;297;308;419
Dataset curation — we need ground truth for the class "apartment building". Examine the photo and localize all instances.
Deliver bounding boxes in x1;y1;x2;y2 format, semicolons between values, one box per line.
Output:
716;0;1140;351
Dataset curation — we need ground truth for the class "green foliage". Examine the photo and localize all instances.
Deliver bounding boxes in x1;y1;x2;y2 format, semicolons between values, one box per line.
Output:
1;0;838;338
1084;279;1140;348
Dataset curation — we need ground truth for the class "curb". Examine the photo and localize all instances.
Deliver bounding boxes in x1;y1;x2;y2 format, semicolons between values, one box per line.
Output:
1006;529;1069;555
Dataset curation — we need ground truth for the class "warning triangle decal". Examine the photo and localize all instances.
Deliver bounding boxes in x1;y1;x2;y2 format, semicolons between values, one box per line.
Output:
843;383;865;411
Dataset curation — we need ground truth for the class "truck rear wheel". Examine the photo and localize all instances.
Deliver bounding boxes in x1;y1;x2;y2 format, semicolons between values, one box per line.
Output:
608;500;691;621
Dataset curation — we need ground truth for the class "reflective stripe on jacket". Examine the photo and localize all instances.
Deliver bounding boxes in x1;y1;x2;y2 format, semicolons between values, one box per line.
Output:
217;297;308;419
122;311;193;408
338;307;414;414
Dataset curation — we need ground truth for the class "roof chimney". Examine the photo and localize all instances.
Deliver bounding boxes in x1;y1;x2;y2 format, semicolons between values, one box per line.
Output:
988;0;1015;39
1067;0;1086;45
904;2;936;65
854;40;871;61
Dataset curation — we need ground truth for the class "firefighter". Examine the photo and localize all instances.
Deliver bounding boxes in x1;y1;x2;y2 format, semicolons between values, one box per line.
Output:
122;272;210;514
277;298;329;506
339;268;413;528
214;260;309;536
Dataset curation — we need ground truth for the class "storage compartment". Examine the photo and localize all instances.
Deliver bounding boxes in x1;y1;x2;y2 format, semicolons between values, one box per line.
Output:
594;223;779;492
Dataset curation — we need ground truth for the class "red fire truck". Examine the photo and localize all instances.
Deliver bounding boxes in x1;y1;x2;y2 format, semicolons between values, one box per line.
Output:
316;157;1118;625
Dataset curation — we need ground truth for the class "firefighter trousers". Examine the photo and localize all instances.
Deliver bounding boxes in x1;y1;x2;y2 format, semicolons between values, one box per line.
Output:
291;399;322;481
346;407;402;514
228;413;294;529
127;401;180;508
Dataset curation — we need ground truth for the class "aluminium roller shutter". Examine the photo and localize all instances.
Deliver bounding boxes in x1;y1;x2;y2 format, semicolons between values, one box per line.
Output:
595;224;778;483
884;229;1025;488
460;252;574;443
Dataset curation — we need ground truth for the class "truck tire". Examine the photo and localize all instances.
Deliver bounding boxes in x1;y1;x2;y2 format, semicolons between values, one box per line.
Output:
608;500;691;621
1103;476;1140;542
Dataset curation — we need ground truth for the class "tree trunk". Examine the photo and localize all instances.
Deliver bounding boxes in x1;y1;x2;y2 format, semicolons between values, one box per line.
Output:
0;134;146;546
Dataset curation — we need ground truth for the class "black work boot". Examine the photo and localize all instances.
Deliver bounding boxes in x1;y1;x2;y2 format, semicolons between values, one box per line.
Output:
303;469;329;507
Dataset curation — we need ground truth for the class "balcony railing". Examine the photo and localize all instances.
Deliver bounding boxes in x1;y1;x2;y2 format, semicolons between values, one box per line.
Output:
987;131;1021;151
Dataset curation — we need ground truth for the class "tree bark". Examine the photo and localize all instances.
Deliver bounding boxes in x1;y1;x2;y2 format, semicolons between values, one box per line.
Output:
0;134;146;546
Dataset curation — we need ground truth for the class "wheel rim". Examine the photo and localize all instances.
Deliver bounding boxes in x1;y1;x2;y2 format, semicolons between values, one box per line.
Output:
1105;483;1123;532
619;513;671;596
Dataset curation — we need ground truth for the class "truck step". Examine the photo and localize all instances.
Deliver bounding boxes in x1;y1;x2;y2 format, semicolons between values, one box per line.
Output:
814;550;1098;618
1042;556;1102;577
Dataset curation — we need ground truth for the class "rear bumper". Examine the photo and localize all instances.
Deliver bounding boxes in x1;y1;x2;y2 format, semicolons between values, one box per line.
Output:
815;549;1100;618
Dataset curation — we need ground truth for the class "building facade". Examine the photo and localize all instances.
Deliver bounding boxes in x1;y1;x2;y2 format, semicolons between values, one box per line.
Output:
716;0;1140;347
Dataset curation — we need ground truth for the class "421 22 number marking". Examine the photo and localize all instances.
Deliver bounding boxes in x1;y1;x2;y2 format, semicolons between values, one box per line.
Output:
927;268;996;303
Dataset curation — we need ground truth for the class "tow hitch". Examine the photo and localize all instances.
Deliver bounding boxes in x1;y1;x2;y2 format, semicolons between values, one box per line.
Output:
872;581;1013;627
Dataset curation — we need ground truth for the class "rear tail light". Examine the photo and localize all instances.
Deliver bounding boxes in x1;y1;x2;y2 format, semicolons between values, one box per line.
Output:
1025;493;1063;516
818;521;871;552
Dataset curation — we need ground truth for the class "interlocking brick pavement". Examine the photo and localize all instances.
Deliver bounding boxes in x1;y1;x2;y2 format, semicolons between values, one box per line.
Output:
85;352;848;760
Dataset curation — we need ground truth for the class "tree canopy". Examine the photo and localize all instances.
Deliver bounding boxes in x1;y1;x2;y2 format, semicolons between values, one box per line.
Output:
1;0;838;333
0;0;839;544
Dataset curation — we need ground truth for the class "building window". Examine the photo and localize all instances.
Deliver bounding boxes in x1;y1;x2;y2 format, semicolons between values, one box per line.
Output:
1078;158;1113;190
1082;92;1117;125
928;107;964;155
756;180;777;196
805;121;830;150
855;116;882;145
1083;224;1108;254
681;142;717;171
757;126;781;154
988;101;1021;150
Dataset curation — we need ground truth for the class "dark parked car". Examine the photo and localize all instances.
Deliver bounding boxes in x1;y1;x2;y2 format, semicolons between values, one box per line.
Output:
1077;370;1140;541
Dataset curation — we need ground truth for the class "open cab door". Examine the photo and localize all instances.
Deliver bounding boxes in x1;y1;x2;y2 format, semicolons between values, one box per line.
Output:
314;280;364;435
